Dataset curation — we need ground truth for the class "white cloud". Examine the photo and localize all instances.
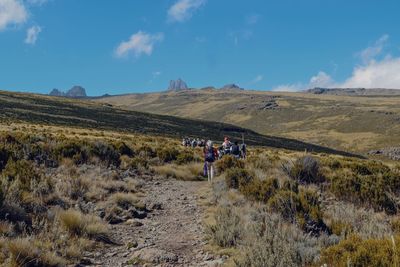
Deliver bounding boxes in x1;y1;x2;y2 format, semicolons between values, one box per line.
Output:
246;14;260;25
340;57;400;89
358;34;389;64
26;0;48;6
272;35;400;91
0;0;28;31
115;31;164;58
309;71;335;88
251;74;263;83
24;25;41;44
272;83;303;92
167;0;206;23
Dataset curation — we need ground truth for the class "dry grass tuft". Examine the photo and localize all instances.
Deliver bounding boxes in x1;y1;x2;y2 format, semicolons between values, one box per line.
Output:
59;209;110;242
153;162;203;181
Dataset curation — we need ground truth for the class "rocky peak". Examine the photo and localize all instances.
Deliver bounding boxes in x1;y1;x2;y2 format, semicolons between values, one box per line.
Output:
220;84;244;90
48;86;87;98
49;88;65;96
66;86;87;98
167;79;188;91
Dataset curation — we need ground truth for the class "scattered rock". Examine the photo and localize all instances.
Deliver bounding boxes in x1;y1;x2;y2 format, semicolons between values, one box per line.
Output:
132;248;178;264
369;147;400;160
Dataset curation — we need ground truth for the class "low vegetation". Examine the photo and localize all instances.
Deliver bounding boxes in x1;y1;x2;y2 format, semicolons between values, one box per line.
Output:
207;149;400;266
0;126;205;265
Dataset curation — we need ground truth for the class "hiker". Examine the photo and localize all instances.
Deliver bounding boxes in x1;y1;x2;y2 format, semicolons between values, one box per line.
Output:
191;139;197;148
240;143;247;159
231;141;241;159
204;140;218;183
182;138;187;147
222;136;232;155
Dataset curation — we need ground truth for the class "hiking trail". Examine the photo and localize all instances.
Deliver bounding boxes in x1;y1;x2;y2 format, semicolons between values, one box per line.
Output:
80;177;223;267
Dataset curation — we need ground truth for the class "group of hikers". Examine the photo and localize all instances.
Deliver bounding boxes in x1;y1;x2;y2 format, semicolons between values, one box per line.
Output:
182;137;206;148
182;136;247;182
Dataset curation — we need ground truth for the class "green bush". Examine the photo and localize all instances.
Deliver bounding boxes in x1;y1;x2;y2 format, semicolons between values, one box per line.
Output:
137;145;156;158
241;177;279;202
176;150;195;165
216;155;245;173
289;155;324;184
207;206;242;247
157;146;179;163
225;168;253;190
2;159;42;191
113;141;134;157
268;188;327;234
328;167;400;214
92;141;121;167
320;234;399;267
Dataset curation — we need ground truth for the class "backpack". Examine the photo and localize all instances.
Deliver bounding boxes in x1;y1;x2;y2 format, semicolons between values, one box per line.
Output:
205;147;215;162
231;145;240;155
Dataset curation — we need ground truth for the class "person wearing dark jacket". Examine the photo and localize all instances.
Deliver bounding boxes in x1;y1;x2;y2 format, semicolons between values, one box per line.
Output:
204;140;218;183
230;141;241;158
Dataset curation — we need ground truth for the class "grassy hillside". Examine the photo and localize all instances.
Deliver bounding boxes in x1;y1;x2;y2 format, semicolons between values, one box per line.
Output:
0;90;359;157
95;89;400;153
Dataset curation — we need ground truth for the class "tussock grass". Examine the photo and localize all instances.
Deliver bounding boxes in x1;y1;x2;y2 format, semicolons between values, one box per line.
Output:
111;192;144;210
153;162;203;181
59;209;110;242
8;238;66;267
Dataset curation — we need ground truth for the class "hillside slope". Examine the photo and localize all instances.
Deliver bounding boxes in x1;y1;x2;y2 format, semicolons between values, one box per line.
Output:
0;90;359;157
95;89;400;153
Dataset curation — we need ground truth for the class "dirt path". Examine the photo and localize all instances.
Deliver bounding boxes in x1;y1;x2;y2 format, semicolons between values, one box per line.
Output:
83;177;223;267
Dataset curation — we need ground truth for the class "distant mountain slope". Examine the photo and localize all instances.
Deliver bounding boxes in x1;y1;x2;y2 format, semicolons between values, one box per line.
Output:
94;89;400;153
0;90;360;158
306;87;400;96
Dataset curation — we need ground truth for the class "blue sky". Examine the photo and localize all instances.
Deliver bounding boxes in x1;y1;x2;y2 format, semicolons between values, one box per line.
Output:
1;0;400;95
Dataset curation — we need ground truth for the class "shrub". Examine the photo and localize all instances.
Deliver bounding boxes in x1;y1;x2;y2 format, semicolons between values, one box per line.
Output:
137;145;156;158
157;146;179;163
268;189;327;234
235;213;301;267
216;155;245;173
92;141;121;167
2;159;42;192
0;146;9;171
288;155;324;184
113;141;134;157
268;190;300;222
320;234;399;267
225;168;253;190
207;206;242;247
328;167;400;214
241;177;279;203
176;150;195;165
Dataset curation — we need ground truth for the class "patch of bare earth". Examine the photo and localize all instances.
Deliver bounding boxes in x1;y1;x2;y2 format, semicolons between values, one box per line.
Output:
81;177;222;267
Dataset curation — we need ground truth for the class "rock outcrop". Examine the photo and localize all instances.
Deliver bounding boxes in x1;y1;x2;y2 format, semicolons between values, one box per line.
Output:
49;88;65;97
48;86;87;98
368;147;400;160
66;86;87;98
168;79;188;91
220;84;244;90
